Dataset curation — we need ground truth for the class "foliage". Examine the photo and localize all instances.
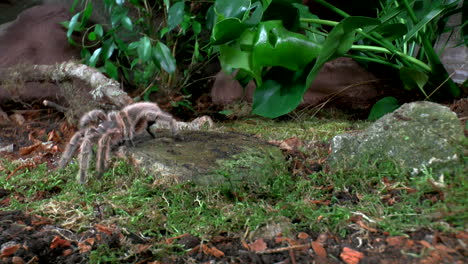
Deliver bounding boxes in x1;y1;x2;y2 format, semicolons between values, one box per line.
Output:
210;0;464;118
63;0;213;104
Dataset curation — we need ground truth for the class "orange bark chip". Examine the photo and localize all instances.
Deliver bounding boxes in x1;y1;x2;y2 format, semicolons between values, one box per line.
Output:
340;247;364;264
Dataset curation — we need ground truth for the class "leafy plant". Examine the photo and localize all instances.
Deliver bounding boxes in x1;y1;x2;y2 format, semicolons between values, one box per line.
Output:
63;0;213;104
210;0;464;118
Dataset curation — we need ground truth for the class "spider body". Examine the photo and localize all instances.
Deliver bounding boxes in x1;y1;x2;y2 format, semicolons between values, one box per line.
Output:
58;102;179;184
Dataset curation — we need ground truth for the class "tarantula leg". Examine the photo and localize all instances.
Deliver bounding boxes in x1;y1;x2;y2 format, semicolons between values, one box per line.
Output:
57;130;85;169
119;110;135;147
79;110;107;128
77;129;98;184
96;129;116;179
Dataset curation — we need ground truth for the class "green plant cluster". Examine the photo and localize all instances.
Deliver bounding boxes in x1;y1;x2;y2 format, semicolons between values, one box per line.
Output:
211;0;465;118
64;0;466;119
63;0;212;105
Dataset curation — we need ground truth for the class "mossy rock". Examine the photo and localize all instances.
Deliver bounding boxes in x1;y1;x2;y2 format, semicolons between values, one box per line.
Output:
121;130;285;188
328;101;466;175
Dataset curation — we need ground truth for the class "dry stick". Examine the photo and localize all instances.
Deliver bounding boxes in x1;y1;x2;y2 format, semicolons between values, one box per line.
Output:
257;243;310;254
425;64;464;100
43;100;69;113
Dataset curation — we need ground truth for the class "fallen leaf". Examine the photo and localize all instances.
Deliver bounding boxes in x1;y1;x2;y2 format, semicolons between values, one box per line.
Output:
248;238;268;252
136;244;152;253
62;249;73;256
1;243;21;257
95;224;113;236
340;247;364;264
0;197;11;207
50;236;71;249
311;241;327;258
298;232;309;240
47;130;61;143
11;256;25;264
78;242;92;253
386;236;407;247
201;244;225;258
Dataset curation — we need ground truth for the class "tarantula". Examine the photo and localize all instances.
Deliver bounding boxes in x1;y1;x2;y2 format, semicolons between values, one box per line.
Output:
58;102;179;184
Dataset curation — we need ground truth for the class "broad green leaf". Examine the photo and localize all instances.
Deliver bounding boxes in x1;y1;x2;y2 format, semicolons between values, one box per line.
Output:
262;0;300;31
111;7;128;28
138;36;152;62
128;41;139;50
168;1;185;31
219;44;259;82
399;67;429;96
372;23;407;41
94;24;103;38
67;12;81;38
82;2;93;24
122;16;133;31
306;16;380;89
211;18;248;45
104;60;119;80
368;96;400;121
252;67;308;118
214;0;250;19
153;42;176;74
192;21;202;35
252;20;321;72
206;5;216;30
88;47;102;67
244;1;263;26
102;39;116;59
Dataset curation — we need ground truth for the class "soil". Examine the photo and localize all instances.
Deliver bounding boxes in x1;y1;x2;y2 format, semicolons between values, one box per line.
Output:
1;101;467;264
0;209;467;264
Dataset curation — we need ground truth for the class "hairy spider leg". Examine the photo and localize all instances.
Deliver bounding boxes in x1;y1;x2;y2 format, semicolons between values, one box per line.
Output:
118;110;135;146
58;130;85;169
135;110;179;138
77;128;100;184
96;114;123;178
79;109;107;128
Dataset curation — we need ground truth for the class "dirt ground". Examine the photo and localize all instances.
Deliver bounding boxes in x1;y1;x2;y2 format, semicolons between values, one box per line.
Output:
0;209;467;264
0;100;467;263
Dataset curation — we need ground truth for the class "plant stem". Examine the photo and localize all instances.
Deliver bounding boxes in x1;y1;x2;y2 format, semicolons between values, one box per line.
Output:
351;45;431;71
300;18;338;27
345;55;400;69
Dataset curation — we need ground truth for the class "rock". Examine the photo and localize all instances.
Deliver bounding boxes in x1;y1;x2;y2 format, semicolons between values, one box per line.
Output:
9;113;25;126
118;130;285;188
327;101;465;176
248;216;293;241
210;58;382;110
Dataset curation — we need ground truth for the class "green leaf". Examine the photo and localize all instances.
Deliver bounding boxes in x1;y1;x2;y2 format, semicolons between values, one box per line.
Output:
244;1;263;26
192;21;202;35
94;24;103;38
168;1;185;31
306;16;380;89
206;5;216;30
88;32;97;41
214;0;250;19
252;20;321;72
219;43;260;83
153;42;176;74
82;2;93;24
102;39;116;59
67;12;81;38
252;67;308;118
399;67;429;96
88;47;102;67
104;60;119;80
138;36;152;63
122;16;133;31
372;23;407;41
262;0;300;31
111;7;128;28
211;18;248;45
403;7;445;43
368;96;400;121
